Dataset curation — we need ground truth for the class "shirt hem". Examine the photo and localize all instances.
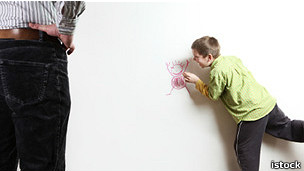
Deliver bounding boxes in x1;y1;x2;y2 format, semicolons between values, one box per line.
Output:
236;101;277;124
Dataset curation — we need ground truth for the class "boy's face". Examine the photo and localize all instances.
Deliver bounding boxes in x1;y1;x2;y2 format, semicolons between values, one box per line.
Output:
192;49;213;68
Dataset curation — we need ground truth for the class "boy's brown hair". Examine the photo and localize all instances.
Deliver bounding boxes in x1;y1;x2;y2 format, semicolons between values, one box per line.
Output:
191;36;221;58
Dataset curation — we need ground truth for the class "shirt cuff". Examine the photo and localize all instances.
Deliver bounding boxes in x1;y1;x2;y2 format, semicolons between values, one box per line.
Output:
58;17;78;35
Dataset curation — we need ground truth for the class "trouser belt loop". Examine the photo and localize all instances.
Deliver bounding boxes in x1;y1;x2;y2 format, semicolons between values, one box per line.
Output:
39;30;44;41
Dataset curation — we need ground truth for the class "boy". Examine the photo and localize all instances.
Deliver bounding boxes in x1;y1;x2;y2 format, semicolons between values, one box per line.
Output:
183;36;304;171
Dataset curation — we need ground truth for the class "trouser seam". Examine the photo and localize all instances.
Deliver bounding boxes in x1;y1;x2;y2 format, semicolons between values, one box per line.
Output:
236;121;243;166
53;75;62;171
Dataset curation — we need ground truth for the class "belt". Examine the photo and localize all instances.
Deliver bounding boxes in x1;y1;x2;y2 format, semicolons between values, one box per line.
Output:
0;28;60;44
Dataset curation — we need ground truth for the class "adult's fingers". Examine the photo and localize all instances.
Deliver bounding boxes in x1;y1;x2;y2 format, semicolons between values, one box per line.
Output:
29;23;47;32
62;41;75;55
67;44;75;55
59;34;75;55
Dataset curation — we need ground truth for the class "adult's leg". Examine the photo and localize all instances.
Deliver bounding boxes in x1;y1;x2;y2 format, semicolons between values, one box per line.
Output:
0;40;71;171
0;96;18;171
266;104;304;142
234;115;269;171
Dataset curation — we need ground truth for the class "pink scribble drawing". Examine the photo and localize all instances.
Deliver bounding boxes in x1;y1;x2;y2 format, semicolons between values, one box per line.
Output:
166;60;190;95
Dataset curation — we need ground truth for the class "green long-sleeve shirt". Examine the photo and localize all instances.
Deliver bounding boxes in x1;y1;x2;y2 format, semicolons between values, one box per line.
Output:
195;56;276;124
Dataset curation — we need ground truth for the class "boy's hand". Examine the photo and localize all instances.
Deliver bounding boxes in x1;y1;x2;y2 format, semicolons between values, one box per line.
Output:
183;72;200;84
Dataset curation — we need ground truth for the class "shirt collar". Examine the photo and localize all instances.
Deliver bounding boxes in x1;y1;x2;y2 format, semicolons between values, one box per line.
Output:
211;55;223;69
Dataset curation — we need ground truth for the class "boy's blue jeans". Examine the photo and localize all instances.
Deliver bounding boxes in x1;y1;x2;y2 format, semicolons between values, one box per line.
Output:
0;40;71;171
234;104;304;171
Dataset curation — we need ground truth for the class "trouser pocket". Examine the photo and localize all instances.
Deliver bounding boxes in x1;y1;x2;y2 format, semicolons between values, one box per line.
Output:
0;59;50;104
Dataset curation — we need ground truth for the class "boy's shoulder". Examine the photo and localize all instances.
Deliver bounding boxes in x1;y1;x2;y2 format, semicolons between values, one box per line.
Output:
217;55;240;63
212;56;239;69
211;56;242;75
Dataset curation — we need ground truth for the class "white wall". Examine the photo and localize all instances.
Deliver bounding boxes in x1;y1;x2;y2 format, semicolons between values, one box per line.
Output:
67;1;304;171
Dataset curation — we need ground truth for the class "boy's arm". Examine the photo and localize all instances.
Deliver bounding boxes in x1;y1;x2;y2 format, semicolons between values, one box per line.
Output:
183;72;210;99
208;69;226;100
184;71;226;100
195;79;210;99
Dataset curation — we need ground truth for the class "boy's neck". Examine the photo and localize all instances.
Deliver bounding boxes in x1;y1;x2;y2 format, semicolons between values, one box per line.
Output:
208;58;215;67
209;55;222;67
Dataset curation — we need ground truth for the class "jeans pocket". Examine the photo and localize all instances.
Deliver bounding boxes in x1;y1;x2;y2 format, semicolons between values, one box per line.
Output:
0;60;50;104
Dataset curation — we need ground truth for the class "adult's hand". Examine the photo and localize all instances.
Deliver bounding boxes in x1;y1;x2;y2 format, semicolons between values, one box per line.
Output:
29;23;75;55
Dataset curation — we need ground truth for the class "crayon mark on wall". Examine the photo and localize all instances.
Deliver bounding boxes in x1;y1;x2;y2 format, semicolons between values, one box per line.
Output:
166;60;190;95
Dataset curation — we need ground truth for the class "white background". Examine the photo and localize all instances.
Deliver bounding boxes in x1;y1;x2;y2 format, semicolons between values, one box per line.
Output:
65;1;304;171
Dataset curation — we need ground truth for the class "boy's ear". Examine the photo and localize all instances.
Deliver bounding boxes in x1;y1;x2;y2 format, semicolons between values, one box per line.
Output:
207;54;213;61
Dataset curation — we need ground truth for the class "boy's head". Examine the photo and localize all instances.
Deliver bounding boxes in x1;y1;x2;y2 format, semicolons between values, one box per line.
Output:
191;36;221;68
